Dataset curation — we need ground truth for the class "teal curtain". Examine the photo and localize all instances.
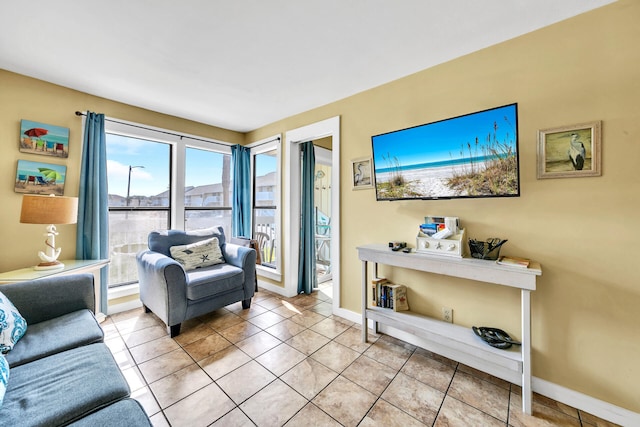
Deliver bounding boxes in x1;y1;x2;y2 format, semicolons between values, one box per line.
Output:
76;112;109;313
297;141;317;295
231;144;251;238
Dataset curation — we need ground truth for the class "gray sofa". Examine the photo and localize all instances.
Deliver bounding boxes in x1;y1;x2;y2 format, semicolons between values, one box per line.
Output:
137;226;256;337
0;274;150;426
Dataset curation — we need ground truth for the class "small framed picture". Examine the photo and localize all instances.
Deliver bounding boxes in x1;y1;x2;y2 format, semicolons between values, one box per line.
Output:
537;121;601;179
351;157;373;190
15;159;66;196
19;119;70;158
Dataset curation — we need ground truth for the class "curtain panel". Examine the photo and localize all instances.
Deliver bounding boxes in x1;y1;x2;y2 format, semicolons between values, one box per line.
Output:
231;144;251;238
297;141;317;294
76;112;109;313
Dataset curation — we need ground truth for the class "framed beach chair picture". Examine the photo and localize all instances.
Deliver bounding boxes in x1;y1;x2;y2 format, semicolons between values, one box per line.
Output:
15;160;66;196
19;119;70;158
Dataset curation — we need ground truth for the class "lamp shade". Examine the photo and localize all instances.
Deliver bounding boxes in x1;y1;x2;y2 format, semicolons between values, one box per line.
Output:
20;194;78;225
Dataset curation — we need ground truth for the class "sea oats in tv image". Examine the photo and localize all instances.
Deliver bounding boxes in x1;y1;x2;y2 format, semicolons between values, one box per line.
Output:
371;104;520;201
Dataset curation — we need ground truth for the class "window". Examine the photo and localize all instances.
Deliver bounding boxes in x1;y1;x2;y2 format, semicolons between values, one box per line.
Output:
184;147;232;234
106;134;171;287
251;136;281;277
105;120;233;288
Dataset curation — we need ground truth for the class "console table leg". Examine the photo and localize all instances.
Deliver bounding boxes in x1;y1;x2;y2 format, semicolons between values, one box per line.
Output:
361;260;368;343
522;289;532;414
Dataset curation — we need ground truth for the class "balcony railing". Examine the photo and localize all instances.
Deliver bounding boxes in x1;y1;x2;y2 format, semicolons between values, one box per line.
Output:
108;209;169;287
254;217;276;268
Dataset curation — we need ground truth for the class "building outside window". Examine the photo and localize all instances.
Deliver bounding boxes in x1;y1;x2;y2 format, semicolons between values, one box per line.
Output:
184;146;232;232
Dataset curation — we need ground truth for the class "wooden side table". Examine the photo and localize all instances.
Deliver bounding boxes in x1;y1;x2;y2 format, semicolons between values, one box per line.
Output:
0;259;110;322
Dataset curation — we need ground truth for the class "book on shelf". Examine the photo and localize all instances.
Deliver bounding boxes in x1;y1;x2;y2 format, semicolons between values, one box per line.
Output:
388;284;409;311
496;255;530;268
371;280;409;311
371;277;388;306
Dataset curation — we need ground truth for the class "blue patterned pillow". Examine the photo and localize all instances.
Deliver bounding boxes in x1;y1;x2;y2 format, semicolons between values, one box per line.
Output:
0;354;8;405
0;291;27;354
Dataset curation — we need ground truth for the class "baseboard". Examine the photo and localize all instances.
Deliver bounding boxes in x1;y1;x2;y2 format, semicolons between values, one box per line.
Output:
332;307;638;427
257;279;296;297
333;306;360;324
532;377;639;427
107;298;143;315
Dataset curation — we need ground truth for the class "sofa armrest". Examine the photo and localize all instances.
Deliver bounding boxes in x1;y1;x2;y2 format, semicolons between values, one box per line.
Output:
1;273;95;325
136;250;189;326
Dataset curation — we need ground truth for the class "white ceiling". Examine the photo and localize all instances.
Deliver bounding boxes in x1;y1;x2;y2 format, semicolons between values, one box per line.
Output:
1;1;615;133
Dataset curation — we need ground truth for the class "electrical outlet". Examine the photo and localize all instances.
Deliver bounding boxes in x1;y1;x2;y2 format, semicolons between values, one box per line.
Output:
442;307;453;323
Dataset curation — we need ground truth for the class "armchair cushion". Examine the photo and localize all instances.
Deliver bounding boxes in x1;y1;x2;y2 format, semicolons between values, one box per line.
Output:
0;292;27;354
170;237;225;271
186;264;245;300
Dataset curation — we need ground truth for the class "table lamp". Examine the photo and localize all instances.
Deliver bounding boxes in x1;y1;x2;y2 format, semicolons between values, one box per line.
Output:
20;194;78;270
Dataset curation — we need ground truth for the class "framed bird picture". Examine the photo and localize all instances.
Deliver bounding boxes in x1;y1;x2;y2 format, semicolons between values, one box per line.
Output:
351;156;373;190
537;121;601;179
19;119;70;158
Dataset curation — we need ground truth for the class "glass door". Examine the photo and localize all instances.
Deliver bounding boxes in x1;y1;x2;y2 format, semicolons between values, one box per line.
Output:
314;155;332;284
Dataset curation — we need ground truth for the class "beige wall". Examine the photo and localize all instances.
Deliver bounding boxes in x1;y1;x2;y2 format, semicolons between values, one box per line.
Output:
0;70;244;272
247;1;640;412
1;0;638;413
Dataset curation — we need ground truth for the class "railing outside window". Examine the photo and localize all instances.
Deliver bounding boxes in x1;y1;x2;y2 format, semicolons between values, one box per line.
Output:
185;209;231;236
253;147;278;269
108;208;170;286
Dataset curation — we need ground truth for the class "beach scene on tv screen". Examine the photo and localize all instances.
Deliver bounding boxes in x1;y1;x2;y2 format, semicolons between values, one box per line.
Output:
372;104;519;200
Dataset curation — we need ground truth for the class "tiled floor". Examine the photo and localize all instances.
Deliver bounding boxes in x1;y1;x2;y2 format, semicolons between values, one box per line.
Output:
103;282;618;427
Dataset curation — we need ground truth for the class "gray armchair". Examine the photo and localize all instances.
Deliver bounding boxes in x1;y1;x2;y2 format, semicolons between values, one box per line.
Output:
136;226;256;337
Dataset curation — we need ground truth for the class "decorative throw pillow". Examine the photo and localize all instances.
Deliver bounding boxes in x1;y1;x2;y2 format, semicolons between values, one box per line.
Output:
170;237;225;271
0;354;8;406
0;291;27;354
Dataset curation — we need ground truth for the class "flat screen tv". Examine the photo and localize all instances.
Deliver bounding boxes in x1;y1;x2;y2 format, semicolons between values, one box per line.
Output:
371;103;520;201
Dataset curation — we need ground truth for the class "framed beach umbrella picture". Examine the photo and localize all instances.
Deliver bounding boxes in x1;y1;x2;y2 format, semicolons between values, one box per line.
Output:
15;160;66;196
19;119;70;158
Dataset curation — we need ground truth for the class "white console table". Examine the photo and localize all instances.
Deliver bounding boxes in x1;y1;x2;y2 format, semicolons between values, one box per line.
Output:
0;259;110;322
357;244;541;414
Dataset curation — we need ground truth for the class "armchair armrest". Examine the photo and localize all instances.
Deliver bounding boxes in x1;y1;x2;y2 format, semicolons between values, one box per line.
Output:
223;243;257;298
1;273;95;325
223;243;257;269
136;250;189;326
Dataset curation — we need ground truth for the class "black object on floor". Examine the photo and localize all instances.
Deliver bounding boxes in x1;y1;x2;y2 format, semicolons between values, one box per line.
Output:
472;326;521;349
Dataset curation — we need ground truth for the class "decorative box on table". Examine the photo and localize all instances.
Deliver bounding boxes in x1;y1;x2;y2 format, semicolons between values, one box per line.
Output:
416;228;466;258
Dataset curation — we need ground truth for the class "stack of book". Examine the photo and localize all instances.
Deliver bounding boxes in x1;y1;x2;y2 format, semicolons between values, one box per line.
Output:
496;255;531;268
419;217;446;236
371;278;409;311
419;216;459;237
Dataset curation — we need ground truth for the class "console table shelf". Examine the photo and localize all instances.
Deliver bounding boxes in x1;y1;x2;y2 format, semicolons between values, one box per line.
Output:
357;244;541;414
